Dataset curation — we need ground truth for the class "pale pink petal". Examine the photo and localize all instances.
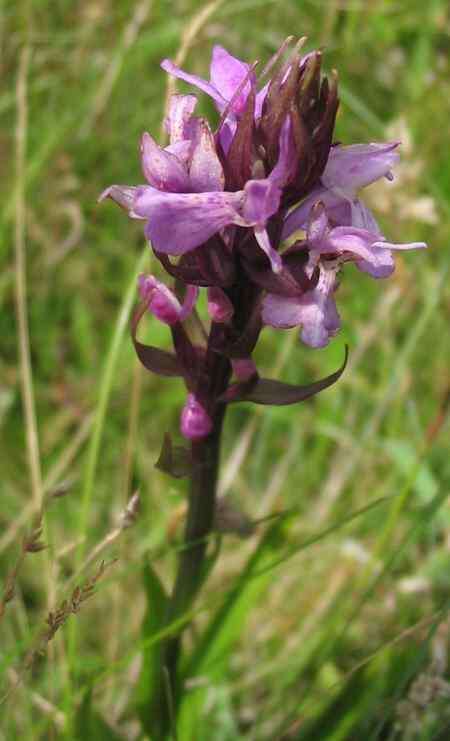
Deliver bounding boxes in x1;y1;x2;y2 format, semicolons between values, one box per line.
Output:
207;286;234;323
262;293;306;328
166;94;197;144
307;201;329;245
133;187;243;255
242;179;281;224
165;140;192;164
210;45;254;113
350;199;382;235
255;81;269;118
263;267;341;348
179;285;199;320
98;185;144;218
282;187;330;240
188;118;225;192
141;132;190;192
322;141;400;194
218;118;237;155
296;268;340;348
269;117;296;188
254;227;283;274
161;59;226;108
138;274;182;325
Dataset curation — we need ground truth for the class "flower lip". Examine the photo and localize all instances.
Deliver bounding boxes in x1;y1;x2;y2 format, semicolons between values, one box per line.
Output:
321;141;401;194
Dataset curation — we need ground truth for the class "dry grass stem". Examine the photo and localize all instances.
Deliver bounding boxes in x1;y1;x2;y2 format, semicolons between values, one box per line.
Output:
42;413;93;495
0;559;117;706
14;45;43;512
161;0;226;139
0;512;46;623
72;492;140;582
80;0;152;138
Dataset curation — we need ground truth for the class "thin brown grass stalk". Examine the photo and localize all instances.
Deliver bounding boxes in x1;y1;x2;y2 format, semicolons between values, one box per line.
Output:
79;0;152;138
160;0;226;140
14;45;43;513
0;512;46;623
1;560;116;706
70;492;140;584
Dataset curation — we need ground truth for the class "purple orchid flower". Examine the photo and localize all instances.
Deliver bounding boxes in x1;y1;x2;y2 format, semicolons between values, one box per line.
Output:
282;141;401;240
101;94;292;273
264;202;426;347
101;40;427;441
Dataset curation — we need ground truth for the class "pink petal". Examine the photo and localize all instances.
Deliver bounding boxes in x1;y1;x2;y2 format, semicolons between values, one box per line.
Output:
138;274;182;325
207;286;234;323
262;293;306;328
133;187;243;255
298;289;340;348
179;285;199;320
296;267;340;348
242;179;281;225
262;267;341;348
210;45;254;113
307;201;329;245
254;227;283;274
255;81;269;118
321;141;400;194
161;59;226;108
269;117;296;188
99;185;145;218
141;132;190;192
282;187;330;240
350;199;382;235
188;118;225;192
218;118;237;155
166;94;197;144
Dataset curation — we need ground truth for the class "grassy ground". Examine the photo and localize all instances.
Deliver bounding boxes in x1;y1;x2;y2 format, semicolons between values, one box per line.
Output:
1;0;450;738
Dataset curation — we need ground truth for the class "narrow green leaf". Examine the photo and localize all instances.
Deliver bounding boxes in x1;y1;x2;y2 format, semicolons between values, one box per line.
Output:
74;689;123;740
136;562;169;737
177;517;287;738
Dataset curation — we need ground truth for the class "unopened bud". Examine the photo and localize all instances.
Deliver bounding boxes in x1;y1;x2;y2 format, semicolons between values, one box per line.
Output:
138;275;198;326
207;287;234;324
180;394;213;440
231;357;257;381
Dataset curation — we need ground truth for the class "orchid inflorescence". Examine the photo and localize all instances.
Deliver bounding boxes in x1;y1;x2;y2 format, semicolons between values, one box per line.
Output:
101;39;426;441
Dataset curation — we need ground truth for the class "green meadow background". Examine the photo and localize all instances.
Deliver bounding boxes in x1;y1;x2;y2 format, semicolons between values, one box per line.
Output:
2;1;450;738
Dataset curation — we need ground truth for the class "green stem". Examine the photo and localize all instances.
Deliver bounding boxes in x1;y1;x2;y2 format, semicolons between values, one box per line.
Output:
152;332;231;738
164;402;226;681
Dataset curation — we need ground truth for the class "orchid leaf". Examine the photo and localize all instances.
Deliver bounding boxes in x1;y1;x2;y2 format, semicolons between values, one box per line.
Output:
155;433;192;479
136;562;169;739
131;302;181;377
222;345;348;404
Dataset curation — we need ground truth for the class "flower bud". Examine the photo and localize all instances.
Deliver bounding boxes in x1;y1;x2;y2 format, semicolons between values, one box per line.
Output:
207;287;234;323
231;357;257;382
138;274;198;326
180;394;213;440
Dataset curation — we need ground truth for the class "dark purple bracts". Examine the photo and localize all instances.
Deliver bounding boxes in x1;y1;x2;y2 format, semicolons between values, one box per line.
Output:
100;39;426;440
